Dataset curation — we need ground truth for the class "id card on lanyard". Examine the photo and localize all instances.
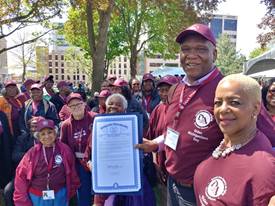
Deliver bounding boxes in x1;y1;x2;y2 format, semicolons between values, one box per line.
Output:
75;128;85;159
165;68;219;150
42;145;55;200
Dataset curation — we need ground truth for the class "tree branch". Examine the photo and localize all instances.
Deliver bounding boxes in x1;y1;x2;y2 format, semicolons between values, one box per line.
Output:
0;29;53;54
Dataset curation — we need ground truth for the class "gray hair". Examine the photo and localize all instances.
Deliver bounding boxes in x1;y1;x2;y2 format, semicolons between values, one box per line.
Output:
105;93;128;111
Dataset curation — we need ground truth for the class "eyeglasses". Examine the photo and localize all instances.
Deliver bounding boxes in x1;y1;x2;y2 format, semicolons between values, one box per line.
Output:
68;102;83;109
268;89;275;94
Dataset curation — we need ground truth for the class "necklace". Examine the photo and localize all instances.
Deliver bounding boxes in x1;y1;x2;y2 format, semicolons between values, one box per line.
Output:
212;140;242;159
212;130;256;159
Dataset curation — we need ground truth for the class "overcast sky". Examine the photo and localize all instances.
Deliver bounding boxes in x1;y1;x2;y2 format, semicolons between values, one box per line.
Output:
216;0;268;56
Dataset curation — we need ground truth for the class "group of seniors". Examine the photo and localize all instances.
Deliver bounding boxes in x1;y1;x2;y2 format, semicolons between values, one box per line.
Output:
0;22;274;206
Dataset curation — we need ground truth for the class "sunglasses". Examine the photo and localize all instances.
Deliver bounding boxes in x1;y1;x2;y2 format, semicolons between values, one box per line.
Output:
268;89;275;94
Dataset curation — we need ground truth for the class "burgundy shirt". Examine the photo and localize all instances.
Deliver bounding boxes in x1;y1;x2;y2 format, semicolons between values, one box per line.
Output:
30;145;66;191
194;131;275;205
164;72;224;184
61;111;96;155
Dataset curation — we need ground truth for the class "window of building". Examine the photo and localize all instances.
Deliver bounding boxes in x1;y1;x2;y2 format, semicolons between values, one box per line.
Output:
119;63;121;68
124;56;127;62
55;55;58;60
61;55;64;60
49;68;52;73
149;63;162;67
110;69;112;74
210;18;223;39
49;62;52;67
61;62;64;67
83;75;85;80
119;57;121;62
114;70;116;75
165;63;179;67
77;69;79;74
55;62;58;67
49;55;52;60
61;75;64;80
77;75;79;80
67;75;70;80
113;63;116;67
119;70;121;75
55;68;58;73
124;64;127;68
55;75;58;80
224;19;237;31
73;75;76;80
124;70;127;75
61;69;64;74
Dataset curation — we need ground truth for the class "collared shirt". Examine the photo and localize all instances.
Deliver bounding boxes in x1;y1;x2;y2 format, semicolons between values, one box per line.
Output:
182;66;216;86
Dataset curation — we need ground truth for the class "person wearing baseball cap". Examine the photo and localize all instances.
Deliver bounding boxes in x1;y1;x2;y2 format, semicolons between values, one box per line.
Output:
18;79;39;103
136;23;275;206
50;81;72;113
0;80;23;137
91;89;111;113
141;73;160;115
107;75;117;84
42;75;55;101
60;93;97;206
20;83;59;133
14;118;80;206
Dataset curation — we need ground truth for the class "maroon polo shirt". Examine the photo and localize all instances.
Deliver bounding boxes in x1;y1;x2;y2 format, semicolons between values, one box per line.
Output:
194;130;275;205
164;72;224;184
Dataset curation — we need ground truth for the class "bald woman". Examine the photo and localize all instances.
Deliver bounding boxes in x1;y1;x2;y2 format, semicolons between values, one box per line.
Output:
194;74;275;205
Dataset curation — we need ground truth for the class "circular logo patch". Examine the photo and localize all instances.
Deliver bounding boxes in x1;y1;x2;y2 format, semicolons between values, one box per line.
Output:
194;110;213;129
55;155;63;165
205;176;227;201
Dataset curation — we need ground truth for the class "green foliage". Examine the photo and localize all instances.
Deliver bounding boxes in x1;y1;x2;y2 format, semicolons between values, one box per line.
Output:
65;46;93;81
249;47;268;59
216;34;246;75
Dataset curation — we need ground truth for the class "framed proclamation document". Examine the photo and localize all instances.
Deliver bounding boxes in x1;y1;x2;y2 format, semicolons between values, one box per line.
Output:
92;113;143;194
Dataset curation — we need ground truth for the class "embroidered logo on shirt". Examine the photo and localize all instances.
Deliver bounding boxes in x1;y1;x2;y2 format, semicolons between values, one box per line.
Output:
205;176;227;201
55;155;63;165
194;110;213;129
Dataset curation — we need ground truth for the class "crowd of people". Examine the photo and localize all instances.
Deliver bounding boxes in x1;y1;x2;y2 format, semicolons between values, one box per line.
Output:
0;23;274;206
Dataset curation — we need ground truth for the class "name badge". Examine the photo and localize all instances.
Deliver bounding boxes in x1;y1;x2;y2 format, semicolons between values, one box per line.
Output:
75;152;85;159
42;190;55;200
165;127;179;151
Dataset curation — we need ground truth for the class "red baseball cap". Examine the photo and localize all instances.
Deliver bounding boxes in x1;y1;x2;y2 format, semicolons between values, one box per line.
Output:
4;80;17;87
57;81;69;89
142;73;155;81
36;119;55;132
112;78;128;87
30;83;42;90
23;79;38;87
176;23;216;46
98;89;111;98
157;75;179;87
66;93;83;104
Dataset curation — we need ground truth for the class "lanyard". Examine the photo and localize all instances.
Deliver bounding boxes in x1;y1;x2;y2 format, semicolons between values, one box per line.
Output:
42;145;55;190
173;68;219;128
78;129;83;153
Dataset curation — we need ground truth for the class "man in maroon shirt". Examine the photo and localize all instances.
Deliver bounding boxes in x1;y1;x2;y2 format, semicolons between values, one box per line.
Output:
136;23;275;206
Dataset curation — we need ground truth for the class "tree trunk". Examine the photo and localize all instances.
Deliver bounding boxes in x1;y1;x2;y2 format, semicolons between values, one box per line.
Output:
130;49;138;78
86;0;114;94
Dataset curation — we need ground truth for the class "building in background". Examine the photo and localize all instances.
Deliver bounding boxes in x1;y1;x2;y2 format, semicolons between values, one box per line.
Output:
0;38;8;82
36;30;90;86
108;55;131;80
209;14;238;46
